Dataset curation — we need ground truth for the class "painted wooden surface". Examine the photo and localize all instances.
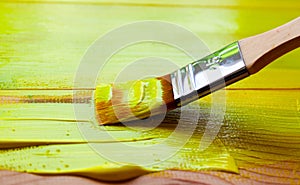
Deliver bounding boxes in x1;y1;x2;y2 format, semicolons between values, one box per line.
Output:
0;0;300;184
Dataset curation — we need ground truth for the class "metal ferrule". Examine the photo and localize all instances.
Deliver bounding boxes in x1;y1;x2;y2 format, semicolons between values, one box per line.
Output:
170;41;249;107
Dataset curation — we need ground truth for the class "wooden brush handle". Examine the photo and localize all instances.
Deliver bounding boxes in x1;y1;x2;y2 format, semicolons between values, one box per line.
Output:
239;17;300;74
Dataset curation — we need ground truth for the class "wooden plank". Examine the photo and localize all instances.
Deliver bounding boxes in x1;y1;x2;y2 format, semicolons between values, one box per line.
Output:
2;0;300;10
1;1;300;89
0;89;299;183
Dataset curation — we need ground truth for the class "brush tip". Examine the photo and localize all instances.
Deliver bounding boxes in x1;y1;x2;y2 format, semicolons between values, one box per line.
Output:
94;76;176;125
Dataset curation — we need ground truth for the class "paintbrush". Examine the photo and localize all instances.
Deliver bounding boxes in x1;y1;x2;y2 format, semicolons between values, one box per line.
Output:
2;17;299;125
94;17;300;124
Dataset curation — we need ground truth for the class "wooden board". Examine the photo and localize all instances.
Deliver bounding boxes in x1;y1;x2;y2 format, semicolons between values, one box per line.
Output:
0;0;300;184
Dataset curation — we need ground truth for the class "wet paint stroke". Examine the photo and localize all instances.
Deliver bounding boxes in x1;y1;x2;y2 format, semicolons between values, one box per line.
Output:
0;90;299;181
0;110;238;181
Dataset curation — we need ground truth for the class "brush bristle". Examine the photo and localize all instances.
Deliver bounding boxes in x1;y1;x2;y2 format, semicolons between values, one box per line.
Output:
157;75;176;109
94;75;175;125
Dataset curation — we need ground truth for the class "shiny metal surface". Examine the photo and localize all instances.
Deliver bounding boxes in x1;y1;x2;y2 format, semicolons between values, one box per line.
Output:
170;41;249;107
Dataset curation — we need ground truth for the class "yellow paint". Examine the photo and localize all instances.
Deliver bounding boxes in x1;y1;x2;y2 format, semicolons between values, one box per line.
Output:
0;0;300;183
0;127;238;181
95;78;166;124
0;144;151;181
